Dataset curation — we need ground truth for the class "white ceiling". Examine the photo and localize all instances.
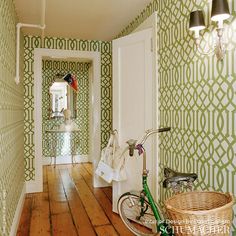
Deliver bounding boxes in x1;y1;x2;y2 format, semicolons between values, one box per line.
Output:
14;0;152;41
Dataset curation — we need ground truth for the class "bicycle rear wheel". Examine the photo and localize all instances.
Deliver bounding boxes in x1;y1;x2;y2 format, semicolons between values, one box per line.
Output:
118;193;158;236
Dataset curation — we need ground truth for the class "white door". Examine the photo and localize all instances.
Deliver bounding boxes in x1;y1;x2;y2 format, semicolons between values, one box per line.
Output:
112;28;157;212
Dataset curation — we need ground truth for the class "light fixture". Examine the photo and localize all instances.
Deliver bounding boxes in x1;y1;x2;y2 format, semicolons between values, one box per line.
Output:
189;0;230;60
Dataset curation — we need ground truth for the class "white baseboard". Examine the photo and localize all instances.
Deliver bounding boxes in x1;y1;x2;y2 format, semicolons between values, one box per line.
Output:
10;183;26;236
26;180;43;193
42;155;89;165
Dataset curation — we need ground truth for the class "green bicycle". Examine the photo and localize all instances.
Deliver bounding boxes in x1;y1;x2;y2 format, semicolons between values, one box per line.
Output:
117;128;198;236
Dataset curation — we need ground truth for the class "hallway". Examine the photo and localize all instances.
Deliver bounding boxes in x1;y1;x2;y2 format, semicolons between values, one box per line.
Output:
17;164;133;236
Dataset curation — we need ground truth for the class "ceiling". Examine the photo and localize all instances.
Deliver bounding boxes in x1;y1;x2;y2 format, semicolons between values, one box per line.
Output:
14;0;152;41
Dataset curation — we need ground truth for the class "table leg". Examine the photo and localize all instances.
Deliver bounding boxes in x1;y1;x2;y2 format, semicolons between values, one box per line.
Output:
71;138;79;166
51;139;57;168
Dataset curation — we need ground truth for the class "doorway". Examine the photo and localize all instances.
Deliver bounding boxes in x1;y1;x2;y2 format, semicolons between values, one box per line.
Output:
28;48;101;193
41;58;92;165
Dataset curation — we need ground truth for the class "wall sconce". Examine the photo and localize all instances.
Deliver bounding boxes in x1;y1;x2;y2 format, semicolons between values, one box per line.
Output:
189;0;230;60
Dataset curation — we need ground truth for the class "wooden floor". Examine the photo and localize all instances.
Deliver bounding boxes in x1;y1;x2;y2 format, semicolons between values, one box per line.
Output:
17;163;134;236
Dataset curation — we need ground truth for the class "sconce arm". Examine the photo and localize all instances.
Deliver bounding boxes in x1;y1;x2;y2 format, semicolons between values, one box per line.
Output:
194;38;215;56
193;27;225;60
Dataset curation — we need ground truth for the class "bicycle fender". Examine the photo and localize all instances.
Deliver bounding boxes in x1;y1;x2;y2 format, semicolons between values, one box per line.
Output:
118;190;141;201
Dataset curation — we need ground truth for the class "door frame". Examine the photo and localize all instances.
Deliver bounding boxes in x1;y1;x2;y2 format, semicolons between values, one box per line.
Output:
133;11;159;201
26;48;101;193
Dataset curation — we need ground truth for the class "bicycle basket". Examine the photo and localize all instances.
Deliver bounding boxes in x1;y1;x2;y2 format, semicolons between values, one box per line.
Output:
164;191;234;236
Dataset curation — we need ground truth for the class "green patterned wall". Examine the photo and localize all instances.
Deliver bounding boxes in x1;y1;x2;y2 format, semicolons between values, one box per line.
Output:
118;0;236;232
24;36;112;181
0;0;25;235
42;60;90;156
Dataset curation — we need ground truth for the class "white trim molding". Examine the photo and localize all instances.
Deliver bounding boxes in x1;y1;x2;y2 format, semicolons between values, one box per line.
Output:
29;48;101;193
10;183;26;236
132;12;159;201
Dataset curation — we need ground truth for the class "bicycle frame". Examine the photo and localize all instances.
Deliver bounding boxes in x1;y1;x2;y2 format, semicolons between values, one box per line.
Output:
138;133;173;236
120;128;172;235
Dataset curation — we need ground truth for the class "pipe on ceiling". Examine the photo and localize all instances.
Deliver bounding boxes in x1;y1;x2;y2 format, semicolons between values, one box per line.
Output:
15;0;46;84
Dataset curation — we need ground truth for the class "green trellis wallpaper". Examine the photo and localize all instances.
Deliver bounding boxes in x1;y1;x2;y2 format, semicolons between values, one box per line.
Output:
118;0;236;232
1;0;235;233
42;60;90;156
24;36;112;181
0;0;25;235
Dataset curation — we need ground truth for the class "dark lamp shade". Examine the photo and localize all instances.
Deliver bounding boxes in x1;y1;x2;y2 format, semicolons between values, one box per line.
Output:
211;0;230;21
189;10;206;31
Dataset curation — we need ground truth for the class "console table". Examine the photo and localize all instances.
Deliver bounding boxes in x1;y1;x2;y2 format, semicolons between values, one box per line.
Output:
46;129;80;167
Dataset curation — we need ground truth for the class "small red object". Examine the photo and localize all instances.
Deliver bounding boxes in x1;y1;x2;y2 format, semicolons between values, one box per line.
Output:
63;73;78;92
71;75;78;92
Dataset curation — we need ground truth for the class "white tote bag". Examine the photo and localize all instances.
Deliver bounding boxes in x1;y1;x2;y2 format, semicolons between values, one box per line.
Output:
95;160;114;183
95;133;117;183
112;146;128;182
95;132;128;183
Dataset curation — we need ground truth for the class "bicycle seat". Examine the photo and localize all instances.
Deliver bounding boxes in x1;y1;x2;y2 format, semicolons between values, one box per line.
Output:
163;167;198;188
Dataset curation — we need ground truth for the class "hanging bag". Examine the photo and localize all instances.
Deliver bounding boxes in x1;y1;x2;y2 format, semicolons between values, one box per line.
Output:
95;160;114;183
95;131;128;183
112;146;128;182
95;133;116;183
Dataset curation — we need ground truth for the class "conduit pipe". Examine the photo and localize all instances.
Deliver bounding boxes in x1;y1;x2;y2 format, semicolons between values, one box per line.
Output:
15;23;45;84
15;0;46;84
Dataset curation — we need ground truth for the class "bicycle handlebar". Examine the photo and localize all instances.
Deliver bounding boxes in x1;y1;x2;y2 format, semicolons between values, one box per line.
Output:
139;127;171;145
126;127;171;156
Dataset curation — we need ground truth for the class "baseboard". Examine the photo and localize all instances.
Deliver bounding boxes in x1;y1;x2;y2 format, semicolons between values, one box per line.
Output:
26;180;43;193
42;155;89;165
10;183;26;236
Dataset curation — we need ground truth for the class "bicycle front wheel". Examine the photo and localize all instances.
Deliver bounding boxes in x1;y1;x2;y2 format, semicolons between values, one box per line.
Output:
118;194;158;236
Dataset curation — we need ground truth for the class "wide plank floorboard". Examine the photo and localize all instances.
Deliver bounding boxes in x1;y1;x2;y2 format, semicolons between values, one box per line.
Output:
17;195;33;236
59;168;96;236
29;192;51;235
17;163;134;236
70;164;134;236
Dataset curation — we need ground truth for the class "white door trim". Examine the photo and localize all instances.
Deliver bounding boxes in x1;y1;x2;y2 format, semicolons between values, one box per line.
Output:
133;12;159;201
27;48;101;193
